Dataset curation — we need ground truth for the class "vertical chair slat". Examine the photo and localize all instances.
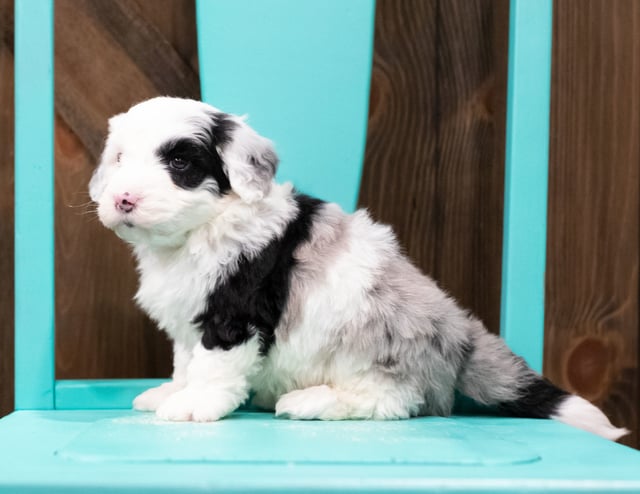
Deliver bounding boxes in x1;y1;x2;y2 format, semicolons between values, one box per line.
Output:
500;0;553;373
14;0;56;409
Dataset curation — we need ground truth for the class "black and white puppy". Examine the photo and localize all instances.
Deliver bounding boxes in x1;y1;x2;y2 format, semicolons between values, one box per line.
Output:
90;97;627;440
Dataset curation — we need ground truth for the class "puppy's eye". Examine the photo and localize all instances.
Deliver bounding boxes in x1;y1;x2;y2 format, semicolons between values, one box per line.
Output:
169;157;190;170
116;152;122;163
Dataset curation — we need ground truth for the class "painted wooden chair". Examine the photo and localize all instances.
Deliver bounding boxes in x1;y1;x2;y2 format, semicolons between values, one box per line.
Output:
1;0;639;492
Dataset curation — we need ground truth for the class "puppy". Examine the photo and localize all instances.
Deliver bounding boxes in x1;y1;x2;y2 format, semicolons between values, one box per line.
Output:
90;96;627;440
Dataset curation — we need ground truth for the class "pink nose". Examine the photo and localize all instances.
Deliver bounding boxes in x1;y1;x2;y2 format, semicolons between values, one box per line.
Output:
115;192;139;213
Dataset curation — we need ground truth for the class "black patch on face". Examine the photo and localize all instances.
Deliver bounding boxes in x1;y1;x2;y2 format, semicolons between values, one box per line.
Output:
156;112;236;193
498;375;569;418
193;193;325;354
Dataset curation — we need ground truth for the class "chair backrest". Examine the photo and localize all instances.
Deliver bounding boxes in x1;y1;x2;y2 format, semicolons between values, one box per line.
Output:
196;0;376;212
12;0;552;411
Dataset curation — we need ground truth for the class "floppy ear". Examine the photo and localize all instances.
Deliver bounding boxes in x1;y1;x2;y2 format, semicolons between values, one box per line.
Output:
222;120;278;204
89;113;124;202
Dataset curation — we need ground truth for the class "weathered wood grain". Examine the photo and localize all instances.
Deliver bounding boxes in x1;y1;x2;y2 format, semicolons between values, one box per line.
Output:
53;0;200;379
545;0;640;448
359;0;509;334
84;0;200;98
55;0;199;160
133;0;199;72
0;0;15;417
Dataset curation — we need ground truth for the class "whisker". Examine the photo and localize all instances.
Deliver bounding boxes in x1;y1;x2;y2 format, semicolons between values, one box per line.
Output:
67;200;96;208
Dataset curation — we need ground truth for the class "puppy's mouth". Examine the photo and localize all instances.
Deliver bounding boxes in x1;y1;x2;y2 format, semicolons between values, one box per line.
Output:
108;215;138;230
101;214;146;239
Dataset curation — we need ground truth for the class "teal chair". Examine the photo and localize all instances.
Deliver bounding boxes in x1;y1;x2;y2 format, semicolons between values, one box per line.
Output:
1;0;639;492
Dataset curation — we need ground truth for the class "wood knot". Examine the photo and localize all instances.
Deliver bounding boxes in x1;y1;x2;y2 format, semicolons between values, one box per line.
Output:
367;64;391;128
565;337;612;401
469;77;496;122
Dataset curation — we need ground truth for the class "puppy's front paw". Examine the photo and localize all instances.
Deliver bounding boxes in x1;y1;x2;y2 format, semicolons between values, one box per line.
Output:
155;389;197;421
133;381;185;411
155;386;241;422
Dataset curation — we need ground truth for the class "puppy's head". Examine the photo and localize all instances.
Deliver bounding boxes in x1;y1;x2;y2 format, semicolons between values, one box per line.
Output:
89;97;278;247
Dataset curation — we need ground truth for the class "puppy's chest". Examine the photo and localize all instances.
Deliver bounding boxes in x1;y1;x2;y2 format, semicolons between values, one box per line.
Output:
135;253;220;339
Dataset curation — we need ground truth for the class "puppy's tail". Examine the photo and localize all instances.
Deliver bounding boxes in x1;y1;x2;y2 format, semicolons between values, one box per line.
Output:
456;321;629;441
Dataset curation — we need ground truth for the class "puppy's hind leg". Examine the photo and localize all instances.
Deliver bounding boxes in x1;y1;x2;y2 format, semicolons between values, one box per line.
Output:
275;385;349;420
275;379;421;420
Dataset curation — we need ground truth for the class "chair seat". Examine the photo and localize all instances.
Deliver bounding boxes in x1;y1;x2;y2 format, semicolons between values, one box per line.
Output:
1;410;639;493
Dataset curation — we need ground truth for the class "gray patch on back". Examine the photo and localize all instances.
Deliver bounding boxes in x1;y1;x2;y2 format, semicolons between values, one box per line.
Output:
276;203;533;417
278;202;350;338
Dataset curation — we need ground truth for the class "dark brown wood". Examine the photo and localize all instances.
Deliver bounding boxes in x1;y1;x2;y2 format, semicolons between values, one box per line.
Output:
359;0;509;334
54;0;200;160
133;0;199;73
0;0;15;417
53;0;200;379
545;0;640;448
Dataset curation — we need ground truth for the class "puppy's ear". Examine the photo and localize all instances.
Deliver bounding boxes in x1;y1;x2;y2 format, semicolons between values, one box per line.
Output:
89;114;124;202
222;120;278;204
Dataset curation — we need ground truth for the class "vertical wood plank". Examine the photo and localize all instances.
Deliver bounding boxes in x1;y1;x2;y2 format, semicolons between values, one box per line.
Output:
0;0;14;416
546;0;640;448
359;0;509;333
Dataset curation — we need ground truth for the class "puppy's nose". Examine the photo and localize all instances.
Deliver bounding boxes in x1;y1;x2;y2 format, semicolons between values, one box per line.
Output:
115;192;139;213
